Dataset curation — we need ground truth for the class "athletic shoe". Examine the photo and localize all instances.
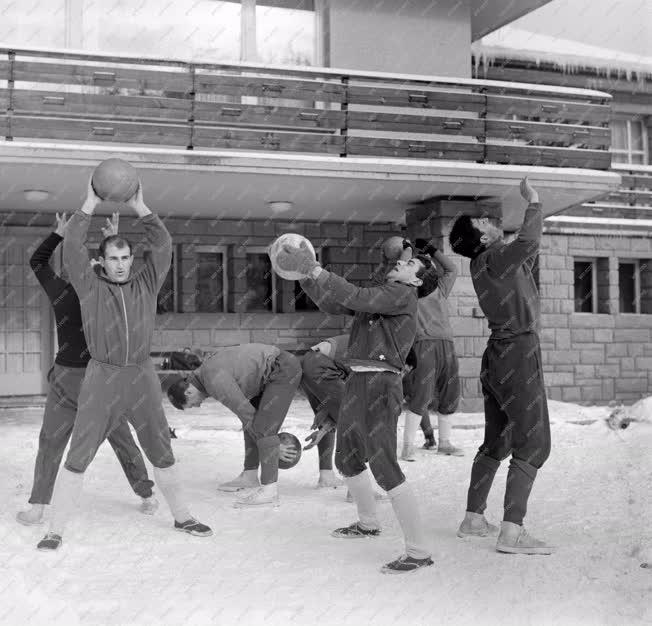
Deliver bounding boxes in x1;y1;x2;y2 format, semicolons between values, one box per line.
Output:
317;472;344;489
437;442;464;456
218;471;261;492
381;554;434;574
174;518;213;537
345;490;388;503
233;486;279;508
16;508;44;526
169;427;177;439
331;522;381;538
496;521;554;555
400;445;417;462
140;496;159;515
37;533;62;551
423;434;437;450
457;512;499;538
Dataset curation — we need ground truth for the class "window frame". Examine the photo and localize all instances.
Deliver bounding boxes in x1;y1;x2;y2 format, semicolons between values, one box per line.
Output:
574;257;598;314
194;244;229;314
611;118;649;165
245;245;278;313
618;259;641;314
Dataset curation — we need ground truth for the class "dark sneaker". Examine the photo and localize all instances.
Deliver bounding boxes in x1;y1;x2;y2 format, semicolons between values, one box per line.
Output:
381;554;434;574
37;533;62;551
423;435;437;450
331;522;381;538
174;518;213;537
169;427;177;439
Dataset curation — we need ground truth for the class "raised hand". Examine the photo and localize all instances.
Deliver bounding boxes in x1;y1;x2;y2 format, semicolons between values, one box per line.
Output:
54;212;69;237
82;175;102;215
520;176;539;204
279;441;298;463
100;212;119;238
126;181;150;217
275;241;319;277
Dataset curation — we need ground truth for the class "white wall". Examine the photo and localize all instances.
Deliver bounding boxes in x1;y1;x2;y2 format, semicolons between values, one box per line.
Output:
327;0;472;77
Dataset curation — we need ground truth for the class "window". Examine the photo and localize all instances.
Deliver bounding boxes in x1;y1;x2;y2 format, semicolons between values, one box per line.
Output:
574;260;595;313
294;247;322;311
143;248;179;313
619;261;640;314
195;246;228;313
611;119;648;165
246;247;277;312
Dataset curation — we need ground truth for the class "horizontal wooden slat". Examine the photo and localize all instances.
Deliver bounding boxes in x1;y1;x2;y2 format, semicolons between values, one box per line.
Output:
8;89;191;121
606;189;652;204
0;91;8;112
193;127;345;154
486;94;610;125
347;137;483;161
486;120;610;149
0;59;9;80
194;74;345;103
620;173;652;189
348;85;485;112
486;144;611;169
194;102;345;131
10;115;189;146
12;61;191;93
348;111;484;136
0;115;7;136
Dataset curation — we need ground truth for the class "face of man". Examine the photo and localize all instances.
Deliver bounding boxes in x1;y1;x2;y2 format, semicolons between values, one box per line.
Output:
385;258;425;287
100;243;134;283
183;385;204;408
470;217;503;247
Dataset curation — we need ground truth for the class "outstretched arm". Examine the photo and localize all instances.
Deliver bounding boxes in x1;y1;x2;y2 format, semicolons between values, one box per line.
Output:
63;179;102;296
29;213;68;297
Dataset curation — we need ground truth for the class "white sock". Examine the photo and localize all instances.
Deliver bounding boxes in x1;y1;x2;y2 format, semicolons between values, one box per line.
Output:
345;471;380;530
438;412;453;443
49;468;84;536
154;465;192;523
259;483;278;496
388;481;431;559
402;410;421;451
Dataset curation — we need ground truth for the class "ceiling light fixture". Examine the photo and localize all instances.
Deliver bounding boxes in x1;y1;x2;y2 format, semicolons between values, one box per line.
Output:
23;189;50;203
268;201;293;214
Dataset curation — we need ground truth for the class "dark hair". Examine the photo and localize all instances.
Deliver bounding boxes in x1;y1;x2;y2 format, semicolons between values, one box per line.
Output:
99;235;132;258
167;378;189;410
413;253;439;298
449;215;485;259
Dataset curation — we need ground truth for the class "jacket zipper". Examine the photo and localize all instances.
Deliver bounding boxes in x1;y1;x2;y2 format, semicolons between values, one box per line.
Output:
119;287;129;366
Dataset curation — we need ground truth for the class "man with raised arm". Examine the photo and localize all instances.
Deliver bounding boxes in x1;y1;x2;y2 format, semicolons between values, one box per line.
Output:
449;177;552;554
37;177;211;551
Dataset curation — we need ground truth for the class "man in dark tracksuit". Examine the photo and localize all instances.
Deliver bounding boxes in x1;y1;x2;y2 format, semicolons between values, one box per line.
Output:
449;177;553;554
17;215;156;527
276;242;436;574
37;179;211;551
167;344;301;507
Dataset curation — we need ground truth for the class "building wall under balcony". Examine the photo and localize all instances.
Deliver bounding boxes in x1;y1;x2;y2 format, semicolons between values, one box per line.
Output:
328;0;472;77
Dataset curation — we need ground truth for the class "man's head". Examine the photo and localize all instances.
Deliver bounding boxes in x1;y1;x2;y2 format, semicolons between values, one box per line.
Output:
385;253;436;297
167;378;204;410
449;215;503;259
99;235;134;283
382;236;413;263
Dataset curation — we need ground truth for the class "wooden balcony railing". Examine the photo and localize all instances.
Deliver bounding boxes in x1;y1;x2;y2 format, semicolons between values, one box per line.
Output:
0;46;612;169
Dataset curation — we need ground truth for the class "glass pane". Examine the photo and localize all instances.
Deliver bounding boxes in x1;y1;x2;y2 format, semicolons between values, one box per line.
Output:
631;153;645;165
611;151;629;164
619;263;636;313
157;252;176;314
630;120;645;152
294;281;318;311
196;253;224;313
574;261;594;313
0;1;66;48
82;0;241;62
256;2;316;66
610;121;628;151
245;253;273;311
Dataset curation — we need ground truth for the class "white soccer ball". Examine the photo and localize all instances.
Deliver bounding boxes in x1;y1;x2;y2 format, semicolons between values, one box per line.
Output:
268;233;316;281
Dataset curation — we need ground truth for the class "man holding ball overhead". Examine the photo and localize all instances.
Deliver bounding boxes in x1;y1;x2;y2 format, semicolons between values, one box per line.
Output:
271;234;438;574
37;164;211;551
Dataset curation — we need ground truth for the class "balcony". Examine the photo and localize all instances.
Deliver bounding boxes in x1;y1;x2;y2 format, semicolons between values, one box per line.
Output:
0;46;619;225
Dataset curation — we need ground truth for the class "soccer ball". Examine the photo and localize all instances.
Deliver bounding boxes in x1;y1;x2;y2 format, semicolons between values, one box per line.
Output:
278;432;302;470
268;233;316;281
91;158;139;202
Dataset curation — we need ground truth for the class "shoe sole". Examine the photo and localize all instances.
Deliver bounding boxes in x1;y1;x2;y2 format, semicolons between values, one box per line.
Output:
457;526;499;538
233;500;279;509
331;531;380;539
380;561;434;574
175;527;213;537
218;485;260;493
37;545;61;552
496;544;554;555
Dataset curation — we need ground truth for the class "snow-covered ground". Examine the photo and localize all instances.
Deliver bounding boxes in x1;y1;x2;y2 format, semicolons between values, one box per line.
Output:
1;397;651;626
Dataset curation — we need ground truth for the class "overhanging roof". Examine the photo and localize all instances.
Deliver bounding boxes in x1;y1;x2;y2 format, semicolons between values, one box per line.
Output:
471;0;554;41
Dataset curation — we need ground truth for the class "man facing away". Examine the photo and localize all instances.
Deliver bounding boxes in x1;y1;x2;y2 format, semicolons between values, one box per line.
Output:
18;212;157;527
275;241;438;574
449;177;553;555
37;178;211;551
